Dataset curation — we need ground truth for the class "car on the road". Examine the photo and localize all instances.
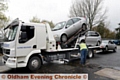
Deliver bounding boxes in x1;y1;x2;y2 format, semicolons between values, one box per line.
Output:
79;31;102;46
111;39;120;45
52;17;87;42
100;40;117;52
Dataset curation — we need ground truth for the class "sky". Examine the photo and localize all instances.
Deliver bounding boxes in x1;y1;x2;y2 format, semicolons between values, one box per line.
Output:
5;0;120;30
6;0;72;23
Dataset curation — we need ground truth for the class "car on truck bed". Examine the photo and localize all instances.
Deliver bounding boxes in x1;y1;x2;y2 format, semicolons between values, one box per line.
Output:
52;17;87;42
79;31;102;46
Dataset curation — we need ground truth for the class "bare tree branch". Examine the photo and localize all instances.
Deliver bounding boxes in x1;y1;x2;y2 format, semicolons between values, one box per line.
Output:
69;0;107;30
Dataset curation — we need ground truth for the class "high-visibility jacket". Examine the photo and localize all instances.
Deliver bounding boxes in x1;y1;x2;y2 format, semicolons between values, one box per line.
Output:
79;43;87;50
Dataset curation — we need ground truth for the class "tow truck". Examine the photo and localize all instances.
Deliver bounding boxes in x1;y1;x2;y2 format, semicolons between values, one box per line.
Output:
2;18;100;72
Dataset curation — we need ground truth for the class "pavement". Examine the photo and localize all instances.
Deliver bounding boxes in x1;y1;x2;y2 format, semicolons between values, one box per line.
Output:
95;68;120;80
0;54;11;73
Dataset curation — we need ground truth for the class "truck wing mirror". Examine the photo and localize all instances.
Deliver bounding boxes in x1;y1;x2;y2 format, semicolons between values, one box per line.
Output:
19;32;27;43
21;32;27;39
21;25;26;31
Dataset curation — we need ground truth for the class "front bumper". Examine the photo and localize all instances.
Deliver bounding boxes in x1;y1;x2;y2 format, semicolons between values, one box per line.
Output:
2;55;27;68
2;55;17;68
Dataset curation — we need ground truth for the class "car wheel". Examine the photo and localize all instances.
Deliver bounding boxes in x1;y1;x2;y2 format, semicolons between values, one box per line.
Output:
87;49;94;59
82;24;87;31
96;41;100;46
105;46;108;51
113;47;117;52
27;56;41;72
61;34;67;42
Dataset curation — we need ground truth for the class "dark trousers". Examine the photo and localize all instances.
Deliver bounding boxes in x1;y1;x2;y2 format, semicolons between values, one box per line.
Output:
80;49;87;65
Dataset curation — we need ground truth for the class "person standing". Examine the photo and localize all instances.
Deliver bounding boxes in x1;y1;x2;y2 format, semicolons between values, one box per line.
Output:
79;39;88;66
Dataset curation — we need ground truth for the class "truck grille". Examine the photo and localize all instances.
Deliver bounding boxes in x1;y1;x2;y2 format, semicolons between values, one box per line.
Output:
3;49;10;55
3;55;9;61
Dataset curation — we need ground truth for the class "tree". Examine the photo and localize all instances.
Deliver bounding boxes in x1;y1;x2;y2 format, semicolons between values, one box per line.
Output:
0;0;8;28
41;20;55;28
92;22;116;39
30;16;40;23
115;23;120;39
69;0;107;30
30;16;55;28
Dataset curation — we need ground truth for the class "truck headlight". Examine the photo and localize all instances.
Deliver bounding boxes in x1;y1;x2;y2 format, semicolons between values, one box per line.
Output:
8;58;16;63
54;34;59;38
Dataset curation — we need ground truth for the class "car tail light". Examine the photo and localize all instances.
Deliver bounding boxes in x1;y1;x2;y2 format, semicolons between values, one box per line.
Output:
100;46;104;48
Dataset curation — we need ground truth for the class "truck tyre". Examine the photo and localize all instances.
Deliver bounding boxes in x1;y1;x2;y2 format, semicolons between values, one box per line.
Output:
27;56;41;72
87;49;94;59
61;34;67;42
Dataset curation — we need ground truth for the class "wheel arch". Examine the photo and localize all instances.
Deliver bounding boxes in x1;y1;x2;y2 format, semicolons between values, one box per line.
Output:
96;40;101;46
82;23;87;31
60;33;68;42
82;23;86;25
61;33;67;37
25;50;43;67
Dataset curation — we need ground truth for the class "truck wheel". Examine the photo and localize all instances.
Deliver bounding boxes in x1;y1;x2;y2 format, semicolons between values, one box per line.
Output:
27;56;41;72
87;49;94;59
61;34;67;42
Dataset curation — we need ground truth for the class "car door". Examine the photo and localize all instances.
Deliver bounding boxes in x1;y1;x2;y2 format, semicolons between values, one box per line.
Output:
65;19;75;37
72;18;81;31
108;41;114;49
110;41;115;49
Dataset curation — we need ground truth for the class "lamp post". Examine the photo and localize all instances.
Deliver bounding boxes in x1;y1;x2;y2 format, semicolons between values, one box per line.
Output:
117;23;120;39
118;23;120;33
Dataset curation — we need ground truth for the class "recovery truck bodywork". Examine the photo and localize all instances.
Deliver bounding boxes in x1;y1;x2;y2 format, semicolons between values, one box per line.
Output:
2;19;99;71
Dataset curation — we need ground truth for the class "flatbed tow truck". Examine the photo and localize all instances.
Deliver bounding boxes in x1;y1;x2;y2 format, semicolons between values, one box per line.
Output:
2;18;101;72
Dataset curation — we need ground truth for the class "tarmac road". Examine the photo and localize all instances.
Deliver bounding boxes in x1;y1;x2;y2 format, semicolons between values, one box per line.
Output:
1;46;120;80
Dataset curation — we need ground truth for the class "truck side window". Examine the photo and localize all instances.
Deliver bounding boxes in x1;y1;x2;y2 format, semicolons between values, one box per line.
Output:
19;25;34;43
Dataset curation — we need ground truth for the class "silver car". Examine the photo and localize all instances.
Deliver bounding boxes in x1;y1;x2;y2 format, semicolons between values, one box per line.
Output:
79;31;102;46
52;17;87;42
100;40;117;52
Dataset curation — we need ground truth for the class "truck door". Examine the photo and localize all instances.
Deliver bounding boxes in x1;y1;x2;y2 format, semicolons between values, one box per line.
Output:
16;25;36;57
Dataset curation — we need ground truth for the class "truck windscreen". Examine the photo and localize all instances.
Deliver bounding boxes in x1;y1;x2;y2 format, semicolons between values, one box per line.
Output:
4;24;18;41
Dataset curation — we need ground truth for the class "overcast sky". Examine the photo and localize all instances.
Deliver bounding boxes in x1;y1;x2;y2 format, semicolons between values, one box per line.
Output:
6;0;120;30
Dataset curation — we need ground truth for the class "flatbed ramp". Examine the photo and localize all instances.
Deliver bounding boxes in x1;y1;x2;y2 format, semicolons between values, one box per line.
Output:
60;28;88;48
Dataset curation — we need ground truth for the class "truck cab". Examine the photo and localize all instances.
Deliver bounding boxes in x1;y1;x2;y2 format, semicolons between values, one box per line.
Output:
2;19;49;70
